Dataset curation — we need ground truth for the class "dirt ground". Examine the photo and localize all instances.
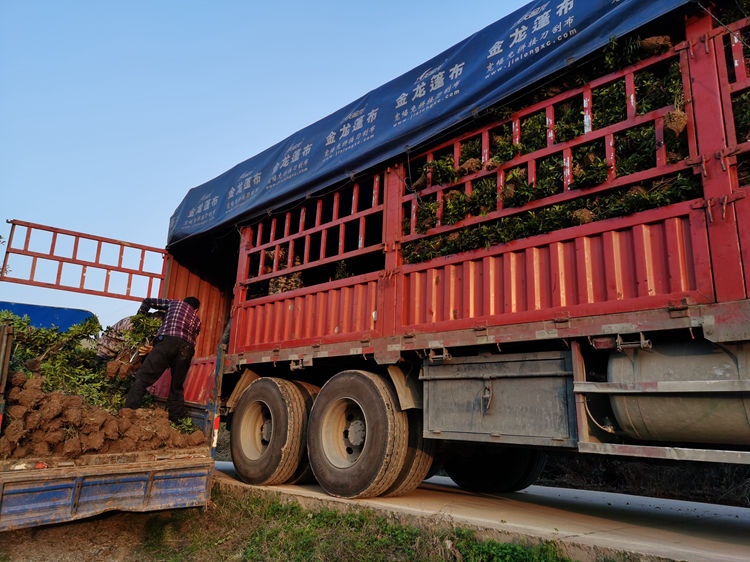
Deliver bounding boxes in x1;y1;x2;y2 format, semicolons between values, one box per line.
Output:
0;508;190;561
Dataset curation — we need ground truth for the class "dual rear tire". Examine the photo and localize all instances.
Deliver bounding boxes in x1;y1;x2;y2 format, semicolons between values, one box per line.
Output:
230;377;315;486
230;371;542;497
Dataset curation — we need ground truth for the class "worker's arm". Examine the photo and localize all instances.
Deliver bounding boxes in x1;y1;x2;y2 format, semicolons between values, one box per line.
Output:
137;297;171;316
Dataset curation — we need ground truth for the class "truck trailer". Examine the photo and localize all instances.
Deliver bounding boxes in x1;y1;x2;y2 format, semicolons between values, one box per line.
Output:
3;0;750;503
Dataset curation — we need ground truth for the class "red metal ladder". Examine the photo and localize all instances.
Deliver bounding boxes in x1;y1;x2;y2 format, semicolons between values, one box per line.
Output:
1;219;166;301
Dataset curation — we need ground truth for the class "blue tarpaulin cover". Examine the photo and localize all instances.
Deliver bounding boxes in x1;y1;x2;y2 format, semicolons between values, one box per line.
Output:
168;0;692;246
0;301;94;330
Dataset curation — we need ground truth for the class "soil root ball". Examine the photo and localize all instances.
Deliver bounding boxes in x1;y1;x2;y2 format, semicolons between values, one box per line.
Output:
44;429;65;446
39;392;65;420
457;157;482;176
10;372;27;388
5;420;27;444
62;395;84;409
81;408;108;433
32;441;51;457
118;416;132;434
640;35;672;54
7;404;28;420
25;410;43;431
16;388;44;408
665;109;687;136
11;445;28;458
81;431;105;453
187;430;206;447
0;437;12;457
103;417;119;440
63;436;82;458
62;406;82;426
23;358;42;372
23;376;44;391
7;386;21;403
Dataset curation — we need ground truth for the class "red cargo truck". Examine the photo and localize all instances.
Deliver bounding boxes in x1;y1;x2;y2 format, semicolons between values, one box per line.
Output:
3;0;749;501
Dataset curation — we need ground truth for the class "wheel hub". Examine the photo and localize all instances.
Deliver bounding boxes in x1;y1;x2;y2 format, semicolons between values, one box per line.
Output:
320;398;368;468
346;419;366;447
260;417;272;444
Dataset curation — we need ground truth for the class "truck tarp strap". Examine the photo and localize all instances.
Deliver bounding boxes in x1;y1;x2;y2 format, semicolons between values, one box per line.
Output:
167;0;693;247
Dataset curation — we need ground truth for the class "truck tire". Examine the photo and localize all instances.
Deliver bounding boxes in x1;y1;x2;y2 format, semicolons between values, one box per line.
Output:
383;409;435;497
443;443;546;493
285;380;320;485
230;377;306;486
307;370;408;498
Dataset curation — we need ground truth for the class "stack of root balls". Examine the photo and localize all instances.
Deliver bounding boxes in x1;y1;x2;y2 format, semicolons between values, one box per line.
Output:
1;372;206;460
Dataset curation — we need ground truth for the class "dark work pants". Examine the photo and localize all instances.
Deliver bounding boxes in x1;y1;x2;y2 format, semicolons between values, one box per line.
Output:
124;335;194;421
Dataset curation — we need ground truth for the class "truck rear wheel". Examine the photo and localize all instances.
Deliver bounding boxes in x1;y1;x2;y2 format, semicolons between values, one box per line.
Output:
443;443;546;493
230;377;305;486
285;380;320;485
307;370;408;498
383;409;435;497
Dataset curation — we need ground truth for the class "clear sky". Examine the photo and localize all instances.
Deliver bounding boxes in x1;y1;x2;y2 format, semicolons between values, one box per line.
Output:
1;0;529;327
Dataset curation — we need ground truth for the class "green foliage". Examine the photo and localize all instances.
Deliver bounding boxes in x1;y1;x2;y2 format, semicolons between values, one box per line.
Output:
423;155;456;185
666;61;685;111
520;111;547;154
442;189;469;225
733;91;750;143
603;35;643;72
634;70;666;115
616;124;655;176
570;141;609;189
402;173;700;264
171;416;196;433
491;123;521;164
536;155;564;198
0;312;130;411
334;260;349;280
122;313;162;348
712;1;750;26
593;80;626;129
554;97;584;143
415;197;438;233
470;177;499;216
459;137;481;164
502;167;535;208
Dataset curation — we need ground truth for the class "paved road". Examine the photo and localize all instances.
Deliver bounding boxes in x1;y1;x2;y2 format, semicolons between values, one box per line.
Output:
215;461;750;562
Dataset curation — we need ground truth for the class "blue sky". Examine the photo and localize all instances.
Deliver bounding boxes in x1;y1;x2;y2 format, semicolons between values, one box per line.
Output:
1;0;529;326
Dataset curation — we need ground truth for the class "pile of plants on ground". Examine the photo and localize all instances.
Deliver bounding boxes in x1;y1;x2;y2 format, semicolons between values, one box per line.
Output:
0;312;205;461
402;33;700;264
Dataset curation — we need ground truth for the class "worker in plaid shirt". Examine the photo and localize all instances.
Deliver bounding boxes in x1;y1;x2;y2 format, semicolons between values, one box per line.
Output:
124;296;201;422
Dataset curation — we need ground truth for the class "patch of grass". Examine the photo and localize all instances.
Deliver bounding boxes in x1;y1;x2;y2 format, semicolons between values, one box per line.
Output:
135;488;571;561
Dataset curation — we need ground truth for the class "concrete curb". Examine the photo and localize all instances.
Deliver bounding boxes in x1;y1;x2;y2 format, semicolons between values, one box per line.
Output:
212;470;682;562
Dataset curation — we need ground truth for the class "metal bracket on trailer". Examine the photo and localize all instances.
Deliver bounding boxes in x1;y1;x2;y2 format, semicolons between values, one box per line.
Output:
615;332;652;352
